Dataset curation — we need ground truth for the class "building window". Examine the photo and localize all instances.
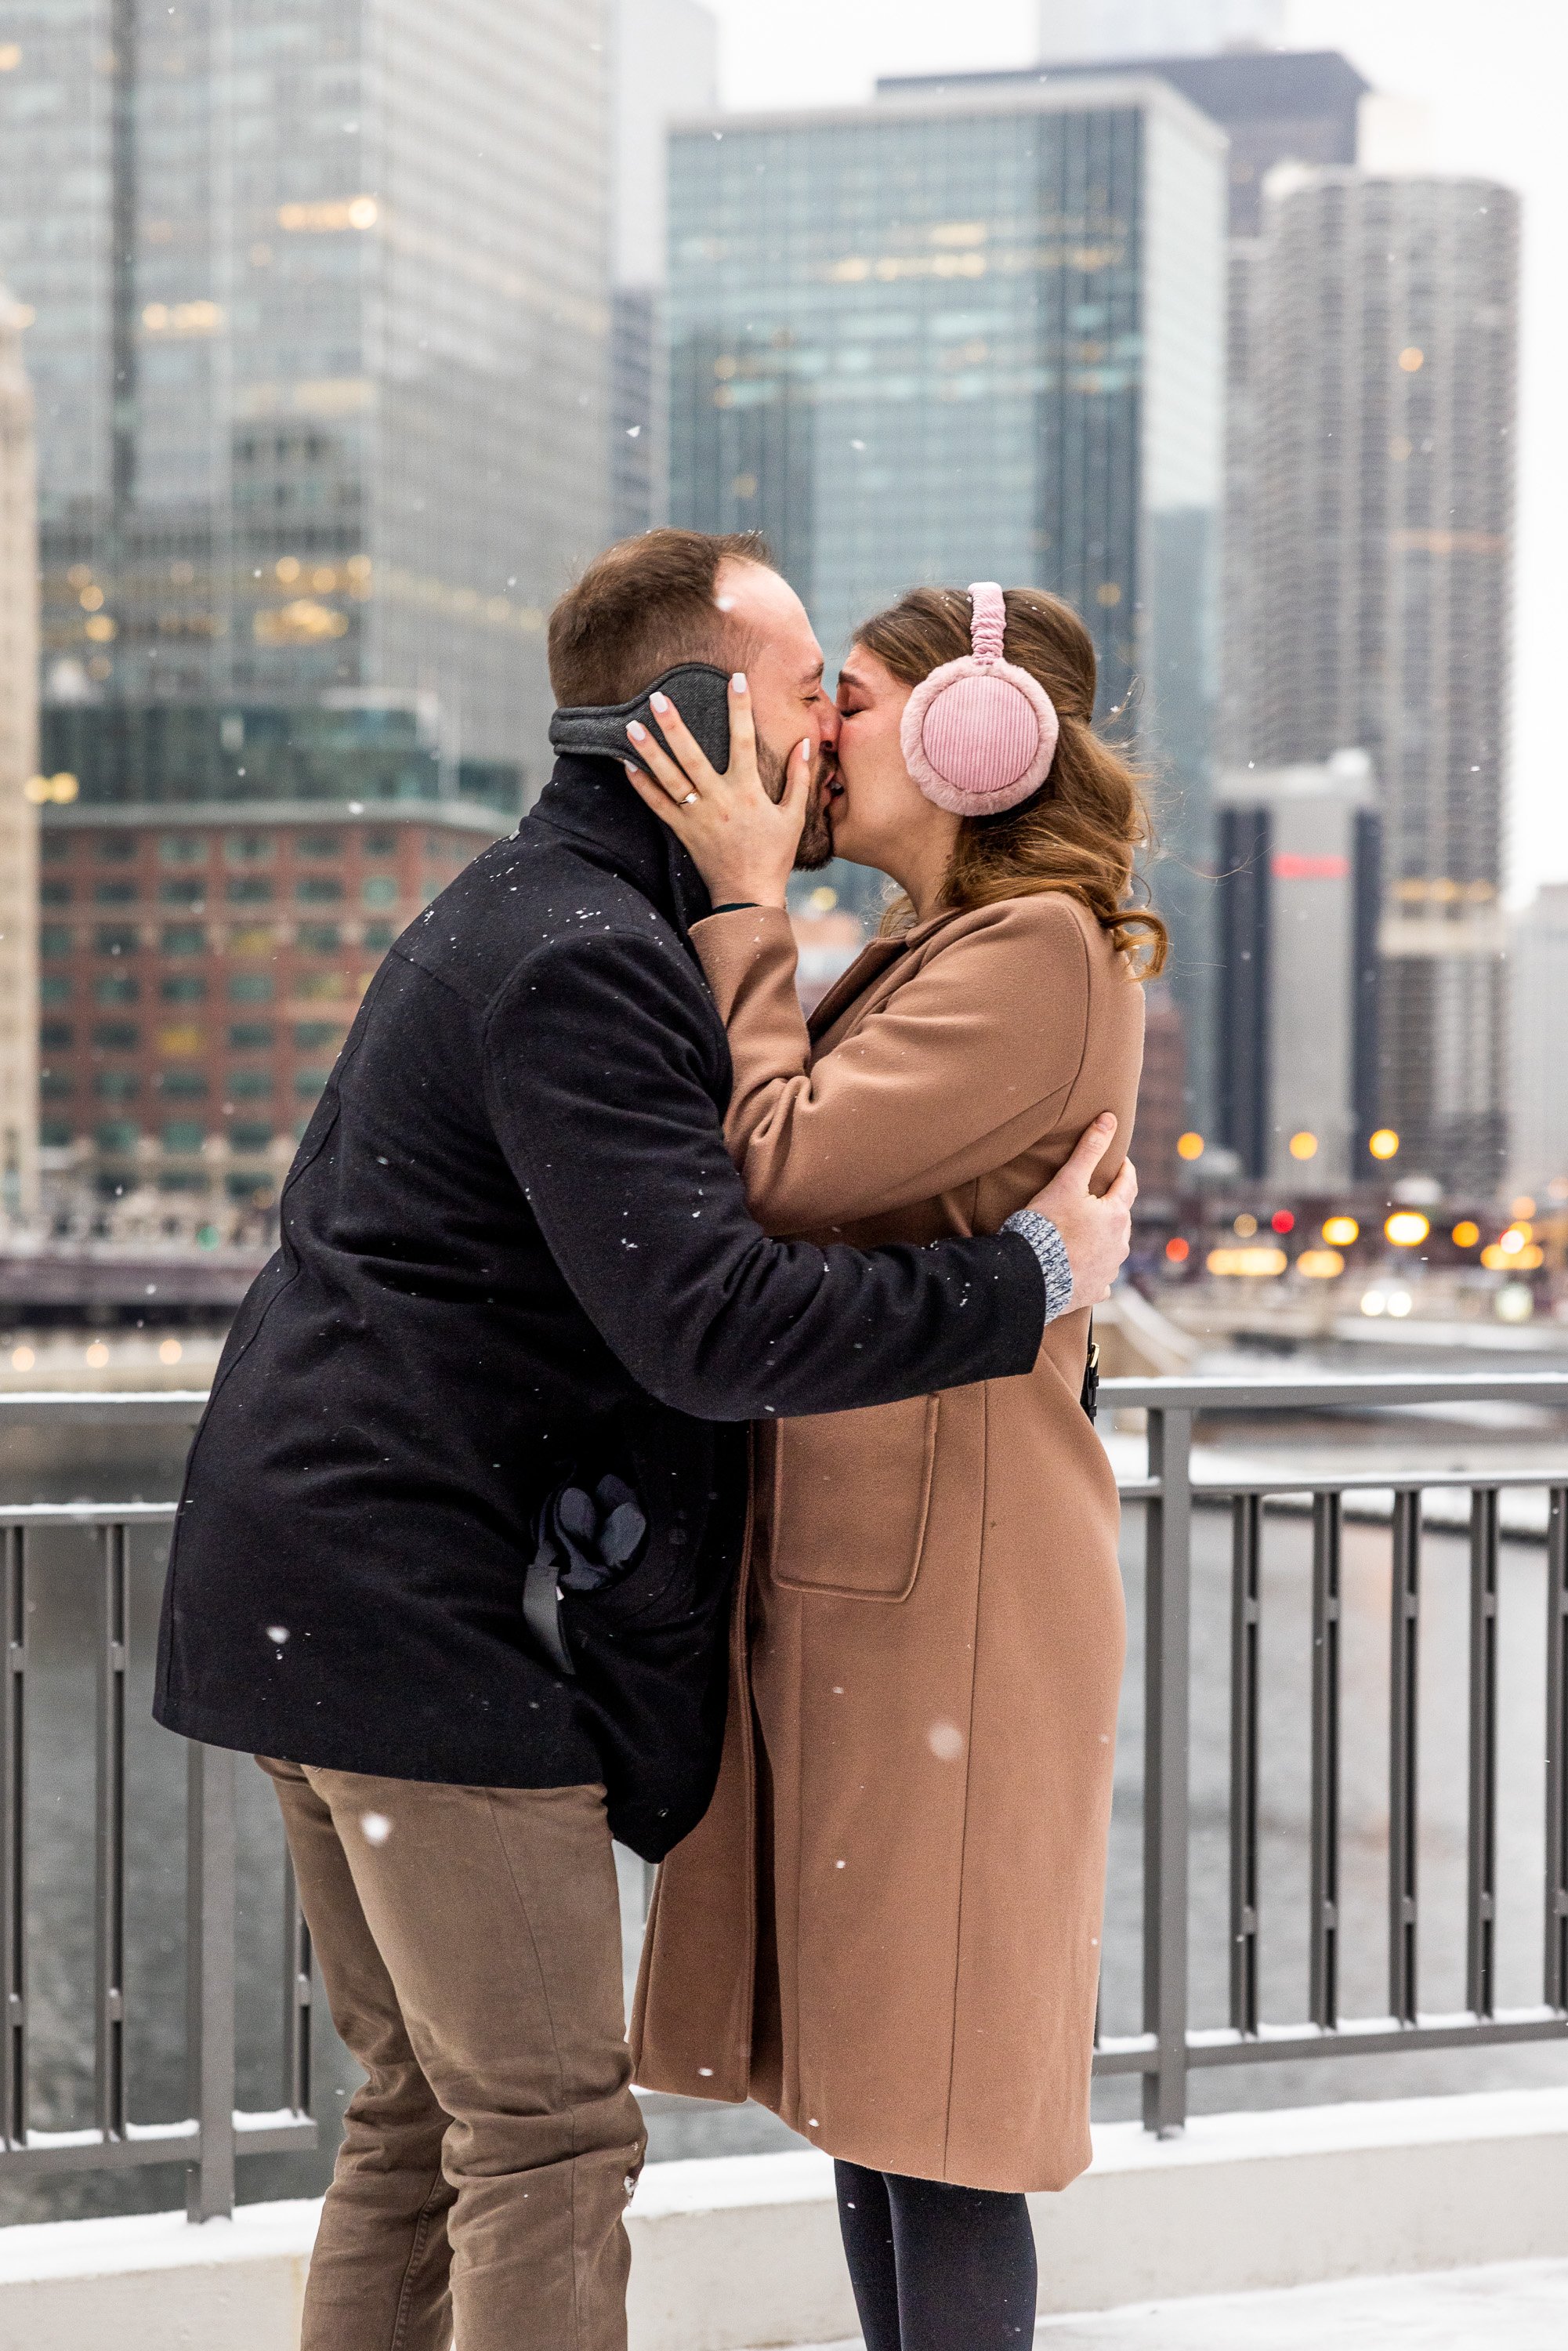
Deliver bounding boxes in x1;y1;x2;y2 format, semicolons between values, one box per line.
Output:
295;1070;331;1099
230;1022;274;1049
298;923;340;951
293;1021;340;1049
160;1070;208;1099
362;875;398;907
366;830;396;856
295;877;343;904
226;877;273;905
298;833;342;857
229;1070;273;1099
161;1121;205;1153
39;976;70;1005
41;926;73;958
40;835;69;865
96;836;136;863
363;922;395;950
40;1021;74;1049
158;1024;205;1056
159;835;205;864
295;972;346;1002
96;1121;141;1153
92;1022;139;1050
93;1071;139;1100
40;1121;73;1148
227;927;276;955
41;881;71;908
161;976;207;1002
95;882;136;906
161;925;206;955
94;976;139;1005
160;879;206;907
228;974;273;1004
226;833;273;864
96;926;137;956
40;1072;72;1100
229;1122;273;1153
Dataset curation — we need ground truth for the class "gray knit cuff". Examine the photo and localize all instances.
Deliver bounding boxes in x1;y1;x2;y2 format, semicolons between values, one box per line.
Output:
1002;1208;1074;1324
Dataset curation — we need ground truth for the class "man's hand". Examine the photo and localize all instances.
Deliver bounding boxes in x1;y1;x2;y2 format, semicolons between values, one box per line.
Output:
1028;1113;1136;1310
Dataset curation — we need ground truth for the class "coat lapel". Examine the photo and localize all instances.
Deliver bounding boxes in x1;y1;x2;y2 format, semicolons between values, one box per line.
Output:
806;938;907;1044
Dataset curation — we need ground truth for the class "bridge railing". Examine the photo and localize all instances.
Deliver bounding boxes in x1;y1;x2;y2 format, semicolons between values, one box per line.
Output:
0;1374;1565;2215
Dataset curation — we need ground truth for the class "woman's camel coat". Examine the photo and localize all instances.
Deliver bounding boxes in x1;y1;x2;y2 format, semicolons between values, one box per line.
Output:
631;891;1144;2193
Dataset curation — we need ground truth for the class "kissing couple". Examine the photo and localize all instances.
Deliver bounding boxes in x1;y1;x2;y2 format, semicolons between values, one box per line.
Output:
156;527;1162;2351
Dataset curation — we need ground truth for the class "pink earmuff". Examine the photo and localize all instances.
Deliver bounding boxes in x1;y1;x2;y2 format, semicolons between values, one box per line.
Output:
900;582;1059;817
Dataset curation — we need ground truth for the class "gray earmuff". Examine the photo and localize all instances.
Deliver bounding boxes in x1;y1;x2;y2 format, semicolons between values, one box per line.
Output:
549;662;733;780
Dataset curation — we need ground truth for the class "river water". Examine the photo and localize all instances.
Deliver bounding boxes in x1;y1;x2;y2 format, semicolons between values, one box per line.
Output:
3;1349;1568;2223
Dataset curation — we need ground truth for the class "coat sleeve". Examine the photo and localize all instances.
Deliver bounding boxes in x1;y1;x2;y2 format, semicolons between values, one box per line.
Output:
480;925;1045;1423
691;897;1100;1234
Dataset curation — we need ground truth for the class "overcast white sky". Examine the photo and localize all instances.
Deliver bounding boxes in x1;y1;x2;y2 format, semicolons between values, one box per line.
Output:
701;0;1568;897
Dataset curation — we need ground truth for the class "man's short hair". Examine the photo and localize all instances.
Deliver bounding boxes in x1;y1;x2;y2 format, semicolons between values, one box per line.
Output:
548;528;775;708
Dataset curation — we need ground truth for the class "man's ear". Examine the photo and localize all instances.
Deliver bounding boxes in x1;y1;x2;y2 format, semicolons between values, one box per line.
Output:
549;663;733;777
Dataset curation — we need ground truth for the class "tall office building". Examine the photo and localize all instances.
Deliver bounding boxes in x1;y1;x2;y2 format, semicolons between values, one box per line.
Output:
1039;1;1286;60
0;287;40;1225
0;0;610;802
609;0;717;539
1245;171;1518;1194
0;3;608;1203
668;77;1226;1105
1507;887;1568;1200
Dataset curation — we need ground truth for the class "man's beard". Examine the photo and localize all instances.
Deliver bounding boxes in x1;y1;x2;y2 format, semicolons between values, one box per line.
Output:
758;739;835;871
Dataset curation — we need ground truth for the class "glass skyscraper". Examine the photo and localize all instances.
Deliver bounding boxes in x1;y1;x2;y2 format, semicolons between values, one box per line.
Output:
668;77;1226;1107
0;0;610;807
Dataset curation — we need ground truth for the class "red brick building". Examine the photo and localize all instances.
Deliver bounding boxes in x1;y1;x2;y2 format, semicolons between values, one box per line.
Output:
38;802;502;1210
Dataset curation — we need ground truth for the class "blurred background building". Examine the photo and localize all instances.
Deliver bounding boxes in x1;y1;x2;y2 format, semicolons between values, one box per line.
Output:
1508;885;1568;1203
1038;0;1286;57
668;71;1226;1109
0;281;39;1226
0;0;612;1208
608;0;717;539
1242;168;1517;1197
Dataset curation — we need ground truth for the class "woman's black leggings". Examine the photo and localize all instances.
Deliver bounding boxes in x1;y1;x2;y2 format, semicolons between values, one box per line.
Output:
834;2159;1037;2351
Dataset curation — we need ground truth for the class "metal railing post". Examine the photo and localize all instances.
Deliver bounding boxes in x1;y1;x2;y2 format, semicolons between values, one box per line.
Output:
1389;1491;1421;2026
1;1528;24;2149
282;1848;313;2120
1229;1494;1262;2037
186;1742;237;2221
1548;1487;1568;2013
1467;1489;1500;2019
95;1524;129;2145
1309;1493;1342;2027
1142;1405;1192;2135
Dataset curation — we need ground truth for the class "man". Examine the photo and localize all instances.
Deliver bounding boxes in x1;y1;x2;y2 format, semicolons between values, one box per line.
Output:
154;529;1134;2351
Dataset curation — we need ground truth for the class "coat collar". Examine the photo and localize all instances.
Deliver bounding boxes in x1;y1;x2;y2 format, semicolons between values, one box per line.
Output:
805;902;969;1041
526;754;713;940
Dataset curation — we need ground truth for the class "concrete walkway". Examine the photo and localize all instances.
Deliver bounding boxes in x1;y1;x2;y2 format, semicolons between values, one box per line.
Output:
779;2257;1568;2350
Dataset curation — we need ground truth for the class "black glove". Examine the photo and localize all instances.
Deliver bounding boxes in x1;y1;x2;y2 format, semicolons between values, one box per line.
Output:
523;1475;648;1677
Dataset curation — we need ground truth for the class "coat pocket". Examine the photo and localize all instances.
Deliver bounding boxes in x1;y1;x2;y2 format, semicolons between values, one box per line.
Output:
768;1393;940;1601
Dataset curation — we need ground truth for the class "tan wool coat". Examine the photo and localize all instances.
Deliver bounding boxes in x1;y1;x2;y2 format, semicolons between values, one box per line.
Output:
630;891;1145;2193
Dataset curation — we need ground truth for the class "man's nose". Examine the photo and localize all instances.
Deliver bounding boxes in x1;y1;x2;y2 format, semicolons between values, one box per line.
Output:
816;698;842;750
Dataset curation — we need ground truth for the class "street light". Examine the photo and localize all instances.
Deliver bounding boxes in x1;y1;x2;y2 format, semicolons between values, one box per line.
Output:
1288;1131;1319;1161
1385;1211;1430;1247
1176;1132;1204;1162
1368;1128;1400;1161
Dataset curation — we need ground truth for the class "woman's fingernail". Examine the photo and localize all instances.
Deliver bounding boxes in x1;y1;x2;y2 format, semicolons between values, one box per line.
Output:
798;738;811;760
626;720;646;741
624;762;639;777
650;692;670;714
731;672;748;693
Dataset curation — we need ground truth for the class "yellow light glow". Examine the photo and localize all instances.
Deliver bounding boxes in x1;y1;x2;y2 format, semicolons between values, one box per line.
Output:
158;1338;183;1365
49;772;78;802
84;1341;110;1368
0;44;22;69
24;776;49;804
1482;1241;1544;1272
1512;1195;1537;1219
1369;1128;1400;1160
1399;346;1425;371
79;585;103;610
275;556;302;582
1289;1131;1319;1161
1451;1220;1480;1248
85;615;117;641
1499;1225;1530;1255
1297;1249;1345;1280
1233;1213;1258;1238
1176;1132;1204;1162
1207;1246;1288;1278
277;197;378;233
10;1346;34;1371
1322;1215;1360;1245
1385;1211;1430;1247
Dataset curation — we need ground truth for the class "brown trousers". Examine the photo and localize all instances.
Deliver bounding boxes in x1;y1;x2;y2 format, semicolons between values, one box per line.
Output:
259;1759;646;2351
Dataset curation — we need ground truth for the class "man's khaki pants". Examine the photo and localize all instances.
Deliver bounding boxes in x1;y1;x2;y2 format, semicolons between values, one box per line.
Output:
258;1759;646;2351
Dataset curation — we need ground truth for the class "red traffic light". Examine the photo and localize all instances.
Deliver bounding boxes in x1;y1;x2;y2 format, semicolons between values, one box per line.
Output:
1271;1210;1295;1235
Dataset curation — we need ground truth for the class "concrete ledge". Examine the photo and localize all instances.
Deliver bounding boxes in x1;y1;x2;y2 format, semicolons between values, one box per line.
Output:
3;2088;1567;2350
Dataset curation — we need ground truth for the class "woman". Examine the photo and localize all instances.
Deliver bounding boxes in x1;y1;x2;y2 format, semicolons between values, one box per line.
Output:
625;584;1164;2350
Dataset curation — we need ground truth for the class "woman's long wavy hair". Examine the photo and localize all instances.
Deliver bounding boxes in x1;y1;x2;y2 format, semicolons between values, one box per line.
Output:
854;585;1169;978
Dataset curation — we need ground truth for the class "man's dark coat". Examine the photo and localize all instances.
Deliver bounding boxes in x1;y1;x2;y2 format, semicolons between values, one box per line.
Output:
154;758;1045;1857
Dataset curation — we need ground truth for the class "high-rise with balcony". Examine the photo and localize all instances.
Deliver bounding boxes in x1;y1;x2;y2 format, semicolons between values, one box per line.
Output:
668;77;1226;1113
1244;171;1518;1194
0;286;40;1225
0;2;610;1205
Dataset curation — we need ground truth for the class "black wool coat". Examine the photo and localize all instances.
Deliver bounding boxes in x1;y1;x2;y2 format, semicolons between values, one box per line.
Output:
153;758;1046;1858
